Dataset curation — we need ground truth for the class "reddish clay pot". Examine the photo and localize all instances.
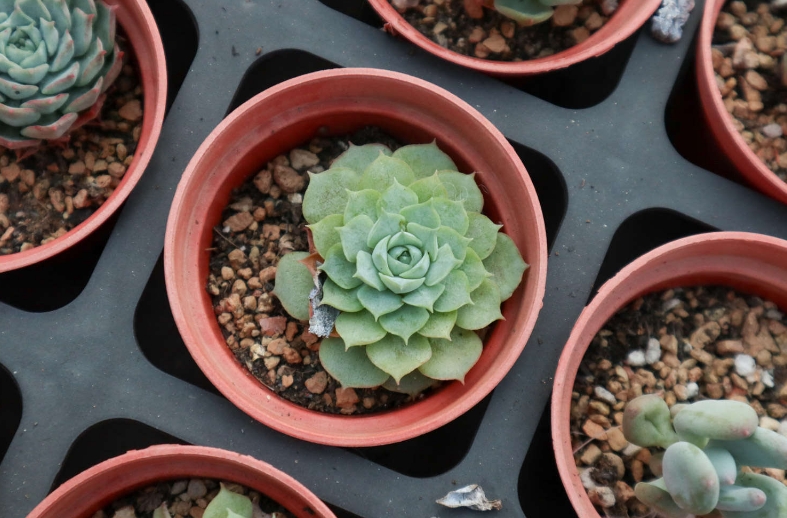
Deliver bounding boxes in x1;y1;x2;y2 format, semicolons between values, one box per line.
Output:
164;68;547;447
26;445;335;518
366;0;662;77
697;0;787;205
0;0;167;273
551;232;787;517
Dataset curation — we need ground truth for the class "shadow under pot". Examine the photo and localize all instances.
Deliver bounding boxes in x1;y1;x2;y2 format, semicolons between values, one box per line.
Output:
26;445;336;518
0;0;167;273
697;0;787;205
552;232;787;518
164;67;547;447
365;0;661;77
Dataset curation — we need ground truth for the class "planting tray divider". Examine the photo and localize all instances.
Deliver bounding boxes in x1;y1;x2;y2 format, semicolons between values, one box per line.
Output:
3;0;787;516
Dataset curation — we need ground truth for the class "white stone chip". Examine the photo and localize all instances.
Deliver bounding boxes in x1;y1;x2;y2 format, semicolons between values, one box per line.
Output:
763;369;775;388
580;468;598;490
686;382;699;399
734;354;757;377
627;350;646;366
645;337;662;364
760;416;781;431
594;386;617;406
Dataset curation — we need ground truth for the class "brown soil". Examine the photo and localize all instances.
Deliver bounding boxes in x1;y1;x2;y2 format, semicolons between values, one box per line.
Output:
571;285;787;517
392;0;616;62
0;33;143;255
206;127;442;416
712;0;787;182
95;478;291;518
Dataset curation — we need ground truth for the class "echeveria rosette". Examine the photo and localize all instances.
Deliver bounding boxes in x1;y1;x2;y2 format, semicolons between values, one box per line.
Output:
277;141;528;393
0;0;123;149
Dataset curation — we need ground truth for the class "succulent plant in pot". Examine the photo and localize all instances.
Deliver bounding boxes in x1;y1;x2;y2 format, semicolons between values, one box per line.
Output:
462;0;582;26
274;142;528;394
622;395;787;517
0;0;124;150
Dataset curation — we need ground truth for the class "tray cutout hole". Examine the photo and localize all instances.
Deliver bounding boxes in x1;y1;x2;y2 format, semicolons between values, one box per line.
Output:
147;0;199;114
134;252;222;395
0;0;198;312
316;0;384;28
0;364;22;465
348;393;492;477
52;419;365;518
507;139;567;251
518;401;577;517
589;208;717;302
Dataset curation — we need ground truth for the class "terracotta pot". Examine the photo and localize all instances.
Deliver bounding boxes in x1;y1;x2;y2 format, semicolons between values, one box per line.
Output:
697;0;787;205
0;0;167;273
366;0;662;77
551;232;787;517
164;68;547;447
26;445;336;518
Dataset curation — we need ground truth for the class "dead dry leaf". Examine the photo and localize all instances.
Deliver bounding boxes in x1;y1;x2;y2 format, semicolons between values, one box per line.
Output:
436;484;502;511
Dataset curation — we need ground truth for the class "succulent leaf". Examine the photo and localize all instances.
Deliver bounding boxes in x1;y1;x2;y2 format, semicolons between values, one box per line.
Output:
331;143;392;172
0;0;122;148
492;0;553;24
203;484;253;518
720;473;787;517
367;333;432;383
716;485;767;512
483;233;528;301
382;369;437;395
634;481;692;518
713;428;787;470
271;252;313;321
391;141;457;179
673;400;759;442
319;337;390;388
419;327;482;382
663;441;720;515
622;394;679;448
704;445;738;486
283;143;526;387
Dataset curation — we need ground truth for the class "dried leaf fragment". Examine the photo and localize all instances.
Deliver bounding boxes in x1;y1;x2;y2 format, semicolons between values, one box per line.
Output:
436;484;502;511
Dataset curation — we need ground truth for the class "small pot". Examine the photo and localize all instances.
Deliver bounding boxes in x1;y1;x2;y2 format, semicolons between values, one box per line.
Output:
26;444;335;518
696;0;787;205
551;232;787;517
164;68;547;447
366;0;662;77
0;0;167;273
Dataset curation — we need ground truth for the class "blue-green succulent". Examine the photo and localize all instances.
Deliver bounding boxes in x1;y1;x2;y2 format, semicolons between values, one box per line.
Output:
274;142;528;393
0;0;123;149
468;0;583;26
623;395;787;518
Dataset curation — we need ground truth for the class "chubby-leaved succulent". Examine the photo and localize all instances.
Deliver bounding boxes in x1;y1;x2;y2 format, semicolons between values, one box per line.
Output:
622;395;787;517
274;141;527;394
0;0;123;149
463;0;582;26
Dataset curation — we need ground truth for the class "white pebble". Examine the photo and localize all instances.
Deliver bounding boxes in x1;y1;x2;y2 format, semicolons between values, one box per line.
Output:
685;382;699;399
760;416;781;431
622;443;643;458
594;386;617;406
763;369;775;388
287;193;303;204
580;468;598;490
661;298;681;312
683;340;693;353
645;337;662;364
627;350;646;366
762;123;783;139
734;354;757;377
766;309;784;320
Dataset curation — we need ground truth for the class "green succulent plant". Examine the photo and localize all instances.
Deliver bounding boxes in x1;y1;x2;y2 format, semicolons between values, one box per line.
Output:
622;395;787;518
0;0;123;149
274;141;528;393
467;0;583;26
154;484;257;518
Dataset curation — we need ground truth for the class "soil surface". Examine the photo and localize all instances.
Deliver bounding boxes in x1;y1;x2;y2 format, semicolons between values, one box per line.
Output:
712;0;787;183
206;127;443;416
571;286;787;517
93;478;292;518
391;0;618;62
0;33;143;255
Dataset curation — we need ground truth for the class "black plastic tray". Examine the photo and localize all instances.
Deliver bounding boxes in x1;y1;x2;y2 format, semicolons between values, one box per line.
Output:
2;1;787;516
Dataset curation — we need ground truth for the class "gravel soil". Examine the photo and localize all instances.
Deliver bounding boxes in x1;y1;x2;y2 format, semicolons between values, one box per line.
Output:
571;286;787;517
0;33;143;255
206;127;442;416
391;0;617;62
93;478;292;518
712;0;787;183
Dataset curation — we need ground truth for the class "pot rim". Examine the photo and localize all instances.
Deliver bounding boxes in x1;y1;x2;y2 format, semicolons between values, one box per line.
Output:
0;0;168;273
164;67;548;447
696;0;787;204
26;444;336;518
551;231;787;518
365;0;663;77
